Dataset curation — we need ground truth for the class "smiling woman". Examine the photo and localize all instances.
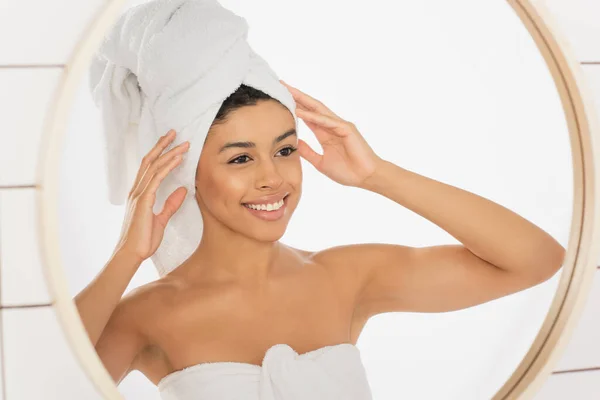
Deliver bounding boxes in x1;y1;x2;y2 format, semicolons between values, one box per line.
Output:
194;94;302;233
7;0;597;399
78;0;378;398
71;0;598;399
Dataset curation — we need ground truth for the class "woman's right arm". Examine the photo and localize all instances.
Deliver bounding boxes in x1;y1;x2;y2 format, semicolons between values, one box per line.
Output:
73;128;190;383
74;250;142;348
73;250;150;384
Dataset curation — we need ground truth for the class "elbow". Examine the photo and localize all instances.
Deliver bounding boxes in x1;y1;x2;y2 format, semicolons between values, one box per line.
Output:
535;244;566;283
550;244;567;273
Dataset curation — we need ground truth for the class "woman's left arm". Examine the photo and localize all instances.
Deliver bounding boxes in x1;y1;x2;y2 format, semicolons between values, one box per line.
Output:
280;79;565;314
280;78;565;278
359;158;566;278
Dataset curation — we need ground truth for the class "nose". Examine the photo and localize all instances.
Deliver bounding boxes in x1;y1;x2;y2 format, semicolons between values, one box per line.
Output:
256;159;284;189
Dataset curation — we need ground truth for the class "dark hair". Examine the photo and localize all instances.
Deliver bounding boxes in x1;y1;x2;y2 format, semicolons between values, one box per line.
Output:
210;84;284;128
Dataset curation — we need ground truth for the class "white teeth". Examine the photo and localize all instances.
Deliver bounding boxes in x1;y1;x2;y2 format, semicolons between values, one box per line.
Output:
244;198;285;211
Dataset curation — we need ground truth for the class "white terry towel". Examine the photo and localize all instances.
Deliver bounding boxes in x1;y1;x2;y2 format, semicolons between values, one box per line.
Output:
157;343;374;400
89;0;297;277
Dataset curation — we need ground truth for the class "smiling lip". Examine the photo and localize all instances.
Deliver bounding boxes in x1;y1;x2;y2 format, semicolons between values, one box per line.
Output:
242;193;289;206
242;195;289;221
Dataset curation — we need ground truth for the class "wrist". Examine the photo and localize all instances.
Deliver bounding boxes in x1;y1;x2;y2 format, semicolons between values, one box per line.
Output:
359;158;392;193
110;248;144;270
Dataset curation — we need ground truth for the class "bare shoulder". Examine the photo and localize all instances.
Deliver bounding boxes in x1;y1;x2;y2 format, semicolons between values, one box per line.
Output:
306;242;553;316
120;278;178;314
306;244;383;311
115;279;181;371
112;278;181;350
93;277;180;385
306;242;415;309
309;242;389;276
282;244;315;260
305;243;404;342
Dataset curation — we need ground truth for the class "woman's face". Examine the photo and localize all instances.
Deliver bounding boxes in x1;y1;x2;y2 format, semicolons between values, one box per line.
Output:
194;100;302;240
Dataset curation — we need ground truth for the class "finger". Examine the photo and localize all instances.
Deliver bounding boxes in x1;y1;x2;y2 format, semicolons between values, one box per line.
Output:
133;141;189;197
140;155;183;201
132;141;189;198
280;80;340;119
155;186;187;227
298;117;331;147
296;108;350;137
291;98;310;112
297;138;323;170
130;129;176;196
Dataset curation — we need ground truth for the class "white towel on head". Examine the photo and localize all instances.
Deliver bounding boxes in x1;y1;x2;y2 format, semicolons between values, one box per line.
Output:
89;0;297;277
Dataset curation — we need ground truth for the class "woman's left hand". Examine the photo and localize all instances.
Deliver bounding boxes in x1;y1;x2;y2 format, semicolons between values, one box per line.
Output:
280;80;384;188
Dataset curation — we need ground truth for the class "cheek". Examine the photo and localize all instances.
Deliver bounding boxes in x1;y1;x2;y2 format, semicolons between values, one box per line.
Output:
205;172;247;203
286;159;303;186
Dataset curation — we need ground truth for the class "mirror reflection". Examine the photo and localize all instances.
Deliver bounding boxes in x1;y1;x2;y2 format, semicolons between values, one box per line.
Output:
61;0;572;399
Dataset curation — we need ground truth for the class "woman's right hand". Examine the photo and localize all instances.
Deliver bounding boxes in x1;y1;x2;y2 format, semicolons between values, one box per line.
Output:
113;129;190;264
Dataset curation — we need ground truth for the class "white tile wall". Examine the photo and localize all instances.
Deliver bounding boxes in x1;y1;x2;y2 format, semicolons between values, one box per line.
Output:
535;7;600;399
1;306;103;399
534;369;600;399
0;69;62;187
553;270;600;371
533;0;600;62
0;189;52;306
579;66;600;267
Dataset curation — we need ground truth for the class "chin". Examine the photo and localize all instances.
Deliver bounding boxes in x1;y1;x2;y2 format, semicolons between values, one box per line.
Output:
243;217;290;240
239;226;286;243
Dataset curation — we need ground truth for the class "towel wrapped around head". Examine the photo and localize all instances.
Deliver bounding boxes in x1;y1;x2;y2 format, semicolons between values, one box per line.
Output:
89;0;297;277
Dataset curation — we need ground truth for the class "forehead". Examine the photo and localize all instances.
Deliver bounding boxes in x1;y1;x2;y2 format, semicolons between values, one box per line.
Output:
211;100;295;139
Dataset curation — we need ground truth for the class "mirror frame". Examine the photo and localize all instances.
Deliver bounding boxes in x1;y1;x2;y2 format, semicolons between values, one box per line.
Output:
35;0;600;398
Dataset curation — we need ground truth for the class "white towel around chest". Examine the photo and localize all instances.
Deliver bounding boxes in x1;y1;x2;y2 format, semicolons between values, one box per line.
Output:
157;343;373;400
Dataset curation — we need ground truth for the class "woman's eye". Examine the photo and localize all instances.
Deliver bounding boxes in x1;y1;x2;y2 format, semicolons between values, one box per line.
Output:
229;155;250;164
279;146;297;157
228;146;297;164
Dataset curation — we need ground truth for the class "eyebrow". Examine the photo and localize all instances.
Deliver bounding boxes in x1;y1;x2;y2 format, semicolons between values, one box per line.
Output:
218;129;297;154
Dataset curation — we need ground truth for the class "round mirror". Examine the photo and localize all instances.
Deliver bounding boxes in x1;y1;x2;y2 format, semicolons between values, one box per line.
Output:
11;0;598;399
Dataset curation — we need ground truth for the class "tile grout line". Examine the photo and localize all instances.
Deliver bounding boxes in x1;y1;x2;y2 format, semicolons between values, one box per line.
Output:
552;366;600;375
0;304;53;309
0;65;64;69
0;186;38;190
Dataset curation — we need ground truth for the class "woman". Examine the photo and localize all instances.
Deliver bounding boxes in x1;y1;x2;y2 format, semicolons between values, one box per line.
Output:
74;81;565;398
